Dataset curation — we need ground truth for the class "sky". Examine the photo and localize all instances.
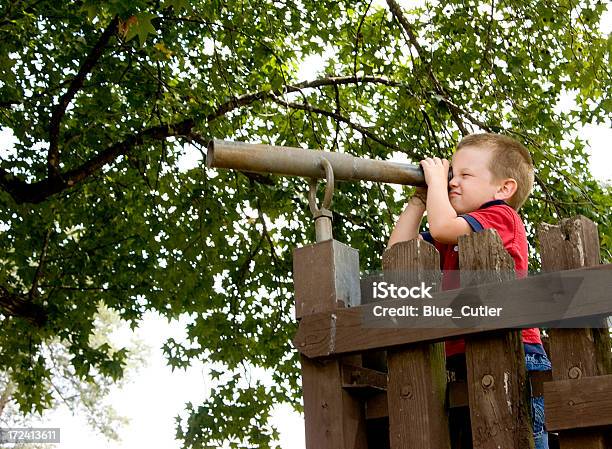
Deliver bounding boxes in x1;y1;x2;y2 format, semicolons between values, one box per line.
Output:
1;3;611;449
33;312;305;449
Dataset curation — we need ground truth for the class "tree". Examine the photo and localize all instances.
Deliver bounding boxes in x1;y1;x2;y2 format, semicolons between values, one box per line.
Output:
0;304;147;443
0;0;610;447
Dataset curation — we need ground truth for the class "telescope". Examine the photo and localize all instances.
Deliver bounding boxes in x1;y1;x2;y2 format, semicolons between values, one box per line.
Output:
207;140;452;242
206;139;451;187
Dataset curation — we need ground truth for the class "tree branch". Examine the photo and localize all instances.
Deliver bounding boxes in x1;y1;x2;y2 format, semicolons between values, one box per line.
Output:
204;75;409;122
29;227;52;300
269;95;405;153
1;118;195;204
353;0;374;79
332;84;341;151
47;16;119;178
0;100;20;108
2;75;409;204
385;0;470;135
255;197;280;265
0;286;47;327
421;109;441;154
0;379;14;419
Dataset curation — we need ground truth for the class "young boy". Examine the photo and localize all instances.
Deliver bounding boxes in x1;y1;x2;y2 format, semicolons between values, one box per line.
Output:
388;133;551;449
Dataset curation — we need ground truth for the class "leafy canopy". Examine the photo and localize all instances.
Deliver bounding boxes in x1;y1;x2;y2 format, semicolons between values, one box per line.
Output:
0;304;146;441
0;0;610;447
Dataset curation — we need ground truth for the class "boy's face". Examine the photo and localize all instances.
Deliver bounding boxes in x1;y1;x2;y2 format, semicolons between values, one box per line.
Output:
448;146;502;214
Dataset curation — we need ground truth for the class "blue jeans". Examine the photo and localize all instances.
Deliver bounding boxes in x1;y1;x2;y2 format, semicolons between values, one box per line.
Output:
526;352;552;449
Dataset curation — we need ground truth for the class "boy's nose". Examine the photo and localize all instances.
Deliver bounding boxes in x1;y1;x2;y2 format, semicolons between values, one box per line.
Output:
449;173;459;188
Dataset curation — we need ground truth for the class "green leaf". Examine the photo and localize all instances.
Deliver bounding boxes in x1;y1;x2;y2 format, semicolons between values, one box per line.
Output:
124;12;158;47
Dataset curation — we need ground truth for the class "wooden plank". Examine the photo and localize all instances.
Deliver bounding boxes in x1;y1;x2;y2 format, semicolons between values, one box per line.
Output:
539;216;612;376
459;230;533;449
544;375;612;431
539;215;600;270
294;240;367;449
301;356;368;449
293;264;612;358
383;240;449;449
538;215;612;449
360;245;392;373
448;370;552;410
387;342;449;448
366;392;388;420
293;240;361;319
529;370;552;397
363;371;551;418
341;363;387;393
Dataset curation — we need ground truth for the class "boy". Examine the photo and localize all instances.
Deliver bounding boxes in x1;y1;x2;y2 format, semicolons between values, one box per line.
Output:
388;133;551;449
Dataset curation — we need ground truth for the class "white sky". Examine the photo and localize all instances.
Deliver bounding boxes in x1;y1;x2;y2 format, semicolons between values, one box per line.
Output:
1;4;611;449
32;312;305;449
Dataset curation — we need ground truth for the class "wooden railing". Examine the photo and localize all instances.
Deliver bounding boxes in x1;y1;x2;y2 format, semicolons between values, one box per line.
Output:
292;216;612;449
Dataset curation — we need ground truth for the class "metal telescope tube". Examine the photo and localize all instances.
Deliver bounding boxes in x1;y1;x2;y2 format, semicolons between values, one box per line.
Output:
207;140;438;186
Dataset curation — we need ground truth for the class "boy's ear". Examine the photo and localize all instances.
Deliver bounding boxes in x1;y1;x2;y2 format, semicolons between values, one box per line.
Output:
495;178;518;201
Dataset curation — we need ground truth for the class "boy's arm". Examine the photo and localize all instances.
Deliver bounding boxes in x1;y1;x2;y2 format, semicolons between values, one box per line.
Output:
421;157;471;244
387;188;427;249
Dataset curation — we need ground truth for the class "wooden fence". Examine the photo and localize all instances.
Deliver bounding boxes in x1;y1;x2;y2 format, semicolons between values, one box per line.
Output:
292;215;612;449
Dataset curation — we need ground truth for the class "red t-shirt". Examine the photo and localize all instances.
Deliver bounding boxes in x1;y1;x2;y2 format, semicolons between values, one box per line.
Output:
421;200;542;357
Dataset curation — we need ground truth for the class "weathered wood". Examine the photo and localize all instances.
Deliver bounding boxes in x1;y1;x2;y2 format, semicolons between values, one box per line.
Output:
293;239;361;319
538;216;612;449
294;239;367;449
387;342;449;449
539;216;612;376
529;370;552;397
448;370;552;410
359;251;391;373
383;240;449;449
459;230;533;449
341;363;387;394
293;264;612;358
301;356;368;448
544;375;612;431
366;392;388;420
539;216;600;270
363;370;552;418
464;332;533;448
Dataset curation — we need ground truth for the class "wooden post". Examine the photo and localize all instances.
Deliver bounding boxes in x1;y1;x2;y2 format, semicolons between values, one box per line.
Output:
538;215;612;449
382;239;450;449
293;239;367;449
459;230;534;449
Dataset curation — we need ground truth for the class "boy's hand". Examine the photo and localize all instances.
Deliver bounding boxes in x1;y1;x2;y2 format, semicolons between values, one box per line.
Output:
420;157;450;188
408;186;427;207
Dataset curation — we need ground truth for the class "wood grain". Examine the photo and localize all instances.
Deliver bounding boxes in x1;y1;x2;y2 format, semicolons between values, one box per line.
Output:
294;239;368;449
460;230;533;449
293;264;612;358
539;216;612;449
544;375;612;431
383;239;449;449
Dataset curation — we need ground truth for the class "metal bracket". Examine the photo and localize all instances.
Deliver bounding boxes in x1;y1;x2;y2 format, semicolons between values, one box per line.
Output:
308;158;334;242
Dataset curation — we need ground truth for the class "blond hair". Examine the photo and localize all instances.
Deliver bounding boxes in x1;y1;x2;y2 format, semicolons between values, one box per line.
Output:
456;133;534;210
